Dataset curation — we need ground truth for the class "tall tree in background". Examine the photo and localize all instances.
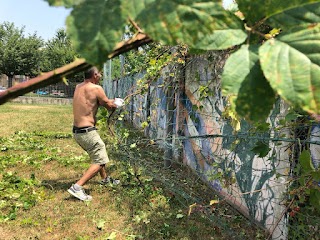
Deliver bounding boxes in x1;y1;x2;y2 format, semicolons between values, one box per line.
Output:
41;28;82;82
0;22;43;87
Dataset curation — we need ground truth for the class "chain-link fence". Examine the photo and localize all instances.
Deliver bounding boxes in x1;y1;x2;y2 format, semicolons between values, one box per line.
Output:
2;74;77;98
104;53;320;240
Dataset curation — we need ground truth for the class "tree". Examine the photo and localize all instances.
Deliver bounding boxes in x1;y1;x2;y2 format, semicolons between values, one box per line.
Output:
41;29;76;70
41;28;82;82
0;22;43;87
45;0;320;122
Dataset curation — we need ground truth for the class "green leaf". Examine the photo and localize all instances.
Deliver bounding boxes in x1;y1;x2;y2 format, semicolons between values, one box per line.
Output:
259;25;320;114
284;112;300;122
312;170;320;181
222;45;275;121
106;231;117;240
237;0;320;25
251;141;271;158
209;199;219;205
44;0;83;8
310;189;320;211
176;213;184;219
299;150;315;172
135;0;247;50
66;0;127;66
278;25;320;65
268;2;320;29
96;219;106;230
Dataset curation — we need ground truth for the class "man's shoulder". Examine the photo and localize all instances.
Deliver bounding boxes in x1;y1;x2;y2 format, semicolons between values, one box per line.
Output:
77;82;102;91
87;83;102;90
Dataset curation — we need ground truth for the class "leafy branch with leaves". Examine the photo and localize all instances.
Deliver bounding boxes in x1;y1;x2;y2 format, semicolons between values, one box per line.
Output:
42;0;320;123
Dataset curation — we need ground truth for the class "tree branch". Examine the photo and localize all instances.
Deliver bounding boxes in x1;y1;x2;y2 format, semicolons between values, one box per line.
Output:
0;33;153;105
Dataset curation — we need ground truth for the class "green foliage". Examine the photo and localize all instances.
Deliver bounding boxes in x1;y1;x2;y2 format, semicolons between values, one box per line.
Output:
237;0;319;25
251;141;271;158
66;0;127;67
0;23;81;85
287;149;320;239
222;45;275;121
44;0;320;121
0;22;43;81
0;172;46;222
260;27;320;113
296;150;320;211
234;2;320;119
41;29;81;81
45;0;81;8
134;0;246;50
0;130;86;221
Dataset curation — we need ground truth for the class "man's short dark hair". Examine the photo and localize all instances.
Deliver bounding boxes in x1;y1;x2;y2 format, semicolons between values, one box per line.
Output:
84;66;97;79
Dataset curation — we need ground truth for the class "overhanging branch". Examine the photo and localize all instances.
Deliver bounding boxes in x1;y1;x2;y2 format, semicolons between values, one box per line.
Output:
0;33;153;105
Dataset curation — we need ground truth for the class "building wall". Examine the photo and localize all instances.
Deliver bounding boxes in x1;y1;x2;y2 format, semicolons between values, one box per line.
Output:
0;74;8;88
10;96;72;105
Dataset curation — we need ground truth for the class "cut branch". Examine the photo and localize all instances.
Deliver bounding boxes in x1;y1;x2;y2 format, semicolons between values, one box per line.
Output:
108;32;152;59
0;33;153;105
0;59;90;105
129;18;143;33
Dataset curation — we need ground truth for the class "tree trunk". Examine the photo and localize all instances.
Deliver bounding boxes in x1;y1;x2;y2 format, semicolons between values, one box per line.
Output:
8;75;13;88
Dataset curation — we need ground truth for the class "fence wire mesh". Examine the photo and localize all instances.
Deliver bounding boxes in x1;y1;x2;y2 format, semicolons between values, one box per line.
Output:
104;54;320;240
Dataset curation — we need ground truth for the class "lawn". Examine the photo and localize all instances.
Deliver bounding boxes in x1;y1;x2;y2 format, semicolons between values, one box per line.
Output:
0;103;266;240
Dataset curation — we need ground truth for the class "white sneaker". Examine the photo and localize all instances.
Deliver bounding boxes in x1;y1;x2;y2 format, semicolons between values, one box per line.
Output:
67;184;92;201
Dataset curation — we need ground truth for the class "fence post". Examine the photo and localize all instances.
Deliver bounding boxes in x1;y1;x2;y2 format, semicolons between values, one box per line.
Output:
164;75;175;168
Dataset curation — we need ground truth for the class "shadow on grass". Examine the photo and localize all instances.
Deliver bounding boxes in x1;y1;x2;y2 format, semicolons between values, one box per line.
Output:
41;178;75;192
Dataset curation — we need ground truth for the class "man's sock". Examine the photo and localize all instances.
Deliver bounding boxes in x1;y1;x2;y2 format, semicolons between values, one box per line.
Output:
74;183;82;191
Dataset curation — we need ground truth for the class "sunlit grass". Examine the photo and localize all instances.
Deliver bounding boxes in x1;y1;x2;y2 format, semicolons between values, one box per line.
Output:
0;103;73;136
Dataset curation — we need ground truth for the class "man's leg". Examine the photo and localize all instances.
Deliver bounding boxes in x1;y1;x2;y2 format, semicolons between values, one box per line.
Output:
99;166;107;179
76;164;104;186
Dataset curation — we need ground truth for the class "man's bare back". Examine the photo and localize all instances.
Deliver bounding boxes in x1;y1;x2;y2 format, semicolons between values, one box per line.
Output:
73;67;116;127
73;82;100;127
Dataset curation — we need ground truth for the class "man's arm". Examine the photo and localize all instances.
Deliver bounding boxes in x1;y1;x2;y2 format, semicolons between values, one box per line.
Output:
96;86;117;110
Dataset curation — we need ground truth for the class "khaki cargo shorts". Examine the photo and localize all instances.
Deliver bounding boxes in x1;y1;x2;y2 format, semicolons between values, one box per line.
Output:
73;130;109;165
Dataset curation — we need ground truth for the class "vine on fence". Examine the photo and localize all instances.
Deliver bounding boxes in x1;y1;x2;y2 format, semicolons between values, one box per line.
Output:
102;36;320;239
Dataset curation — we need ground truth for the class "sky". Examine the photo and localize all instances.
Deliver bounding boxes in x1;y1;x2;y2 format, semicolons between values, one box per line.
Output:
0;0;234;41
0;0;71;41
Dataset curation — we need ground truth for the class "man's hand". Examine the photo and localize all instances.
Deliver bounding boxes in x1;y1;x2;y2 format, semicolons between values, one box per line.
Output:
114;98;124;108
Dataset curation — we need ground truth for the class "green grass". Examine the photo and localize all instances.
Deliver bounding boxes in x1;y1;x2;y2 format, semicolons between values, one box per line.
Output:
0;103;266;240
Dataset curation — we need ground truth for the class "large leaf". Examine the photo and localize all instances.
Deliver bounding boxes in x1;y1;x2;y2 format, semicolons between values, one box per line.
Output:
259;25;320;114
268;2;320;28
237;0;320;25
135;0;247;50
222;45;275;121
66;0;127;66
120;0;155;20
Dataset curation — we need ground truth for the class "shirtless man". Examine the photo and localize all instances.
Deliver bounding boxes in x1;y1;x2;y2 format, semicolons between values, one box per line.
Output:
67;66;123;201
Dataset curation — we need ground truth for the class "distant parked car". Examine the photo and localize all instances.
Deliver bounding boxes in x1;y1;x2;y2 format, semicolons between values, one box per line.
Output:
51;90;65;97
36;90;49;95
0;86;6;92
